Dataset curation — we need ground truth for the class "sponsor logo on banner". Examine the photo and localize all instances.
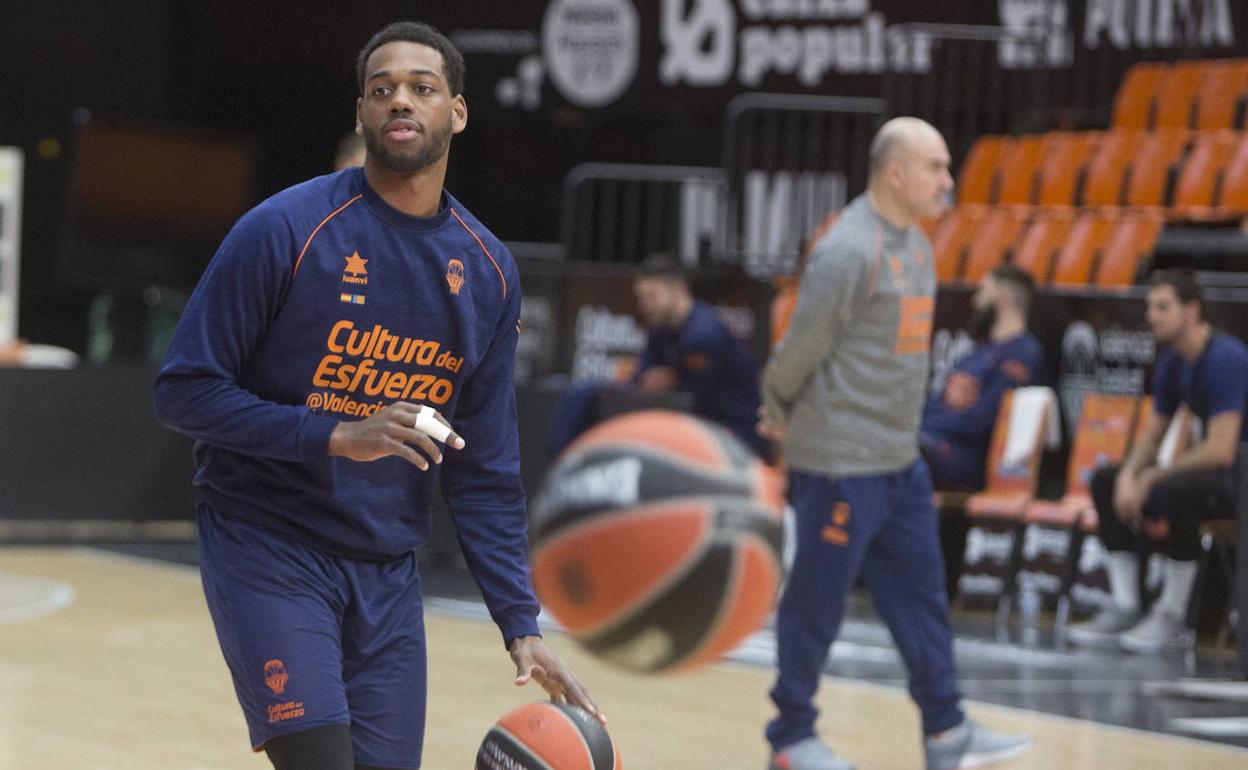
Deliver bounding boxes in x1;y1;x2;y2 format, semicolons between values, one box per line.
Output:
661;0;936;89
571;305;647;382
1083;0;1235;50
997;0;1074;69
543;0;641;107
1057;321;1153;435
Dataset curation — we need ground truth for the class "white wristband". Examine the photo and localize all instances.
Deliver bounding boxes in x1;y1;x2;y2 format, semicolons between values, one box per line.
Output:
414;404;452;443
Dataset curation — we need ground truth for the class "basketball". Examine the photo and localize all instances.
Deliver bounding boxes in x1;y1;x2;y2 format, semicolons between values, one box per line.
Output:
475;701;621;770
530;409;785;674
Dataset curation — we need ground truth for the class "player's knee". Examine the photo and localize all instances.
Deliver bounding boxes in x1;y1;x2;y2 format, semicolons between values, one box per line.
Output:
264;723;354;770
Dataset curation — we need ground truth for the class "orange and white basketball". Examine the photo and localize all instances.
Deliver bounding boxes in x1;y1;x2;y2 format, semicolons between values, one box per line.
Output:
531;410;785;674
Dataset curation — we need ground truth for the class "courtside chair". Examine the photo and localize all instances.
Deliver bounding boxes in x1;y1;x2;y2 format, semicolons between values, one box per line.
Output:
1022;393;1139;641
960;387;1059;639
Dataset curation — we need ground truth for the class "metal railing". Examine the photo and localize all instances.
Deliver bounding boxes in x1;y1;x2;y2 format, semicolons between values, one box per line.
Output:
560;162;726;266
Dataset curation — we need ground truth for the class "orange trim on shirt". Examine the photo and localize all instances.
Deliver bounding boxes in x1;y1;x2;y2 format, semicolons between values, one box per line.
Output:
449;207;507;300
292;194;363;277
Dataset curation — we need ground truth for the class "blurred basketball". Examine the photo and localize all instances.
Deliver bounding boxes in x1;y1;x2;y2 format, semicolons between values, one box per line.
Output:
476;701;620;770
531;409;785;674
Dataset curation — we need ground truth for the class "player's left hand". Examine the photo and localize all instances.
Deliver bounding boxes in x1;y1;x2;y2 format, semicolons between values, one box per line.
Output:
509;635;605;725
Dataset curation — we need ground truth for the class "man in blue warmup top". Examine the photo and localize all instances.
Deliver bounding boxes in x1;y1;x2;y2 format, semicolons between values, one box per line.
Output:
758;117;1031;770
630;255;771;458
1068;268;1248;653
155;21;601;770
920;263;1044;491
546;255;770;460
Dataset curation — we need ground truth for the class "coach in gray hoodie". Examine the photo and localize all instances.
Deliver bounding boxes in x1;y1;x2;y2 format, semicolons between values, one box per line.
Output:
759;118;1031;770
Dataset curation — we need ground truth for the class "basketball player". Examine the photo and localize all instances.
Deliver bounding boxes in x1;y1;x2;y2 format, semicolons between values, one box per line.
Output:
1069;269;1248;653
758;118;1031;770
920;264;1044;492
631;255;771;459
546;255;771;460
155;21;600;770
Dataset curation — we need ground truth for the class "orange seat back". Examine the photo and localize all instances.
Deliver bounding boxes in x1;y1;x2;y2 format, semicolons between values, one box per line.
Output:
1095;208;1164;287
1037;131;1100;206
982;389;1051;497
931;205;987;282
1124;128;1190;207
1113;62;1166;128
962;206;1031;283
1011;207;1074;283
1153;60;1206;128
1194;59;1248;129
1082;129;1143;205
1172;129;1240;211
996;135;1047;205
1051;209;1118;287
1218;134;1248;213
958;136;1010;204
1065;393;1138;498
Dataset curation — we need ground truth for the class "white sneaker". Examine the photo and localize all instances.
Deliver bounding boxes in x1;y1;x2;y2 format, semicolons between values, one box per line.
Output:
924;720;1032;769
1120;605;1191;654
768;737;856;770
1066;606;1140;647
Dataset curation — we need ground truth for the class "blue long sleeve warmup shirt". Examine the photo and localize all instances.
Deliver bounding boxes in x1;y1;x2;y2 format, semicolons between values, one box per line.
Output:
155;167;540;643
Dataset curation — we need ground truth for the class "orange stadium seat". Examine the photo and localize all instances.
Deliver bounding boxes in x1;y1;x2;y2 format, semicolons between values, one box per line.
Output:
1194;59;1248;129
1171;129;1240;216
1010;207;1074;283
1050;209;1118;287
1036;131;1100;206
1095;208;1164;287
1113;61;1166;128
1081;129;1143;205
931;204;988;282
957;135;1009;204
1216;133;1248;215
996;135;1047;205
962;205;1031;282
1123;128;1190;207
1152;60;1206;128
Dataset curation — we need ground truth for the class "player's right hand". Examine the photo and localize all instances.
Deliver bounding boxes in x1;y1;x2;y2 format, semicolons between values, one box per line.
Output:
327;402;465;470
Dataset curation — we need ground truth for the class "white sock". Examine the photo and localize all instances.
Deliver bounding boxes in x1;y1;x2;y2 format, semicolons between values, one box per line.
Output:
1106;551;1140;614
1156;558;1198;618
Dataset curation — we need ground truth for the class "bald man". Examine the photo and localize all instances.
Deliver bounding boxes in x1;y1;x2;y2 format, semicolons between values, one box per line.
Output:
759;118;1030;770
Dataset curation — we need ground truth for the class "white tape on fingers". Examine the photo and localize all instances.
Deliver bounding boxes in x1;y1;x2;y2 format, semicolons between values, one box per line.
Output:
414;404;453;443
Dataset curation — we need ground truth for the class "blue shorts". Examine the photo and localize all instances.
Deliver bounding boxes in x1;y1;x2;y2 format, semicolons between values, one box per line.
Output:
197;503;427;768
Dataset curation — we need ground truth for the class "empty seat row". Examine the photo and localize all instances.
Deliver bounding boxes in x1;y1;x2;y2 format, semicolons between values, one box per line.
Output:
1114;58;1248;130
931;205;1163;287
957;129;1248;214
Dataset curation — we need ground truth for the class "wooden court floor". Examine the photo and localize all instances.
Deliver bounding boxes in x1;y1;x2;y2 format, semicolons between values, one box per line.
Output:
1;547;1246;770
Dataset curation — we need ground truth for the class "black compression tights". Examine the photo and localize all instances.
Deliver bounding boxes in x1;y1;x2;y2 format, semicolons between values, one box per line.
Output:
264;724;407;770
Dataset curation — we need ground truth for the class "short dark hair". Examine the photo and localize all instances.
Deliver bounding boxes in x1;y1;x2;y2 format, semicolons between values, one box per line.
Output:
356;21;465;96
990;263;1036;314
637;254;688;286
1149;268;1202;305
